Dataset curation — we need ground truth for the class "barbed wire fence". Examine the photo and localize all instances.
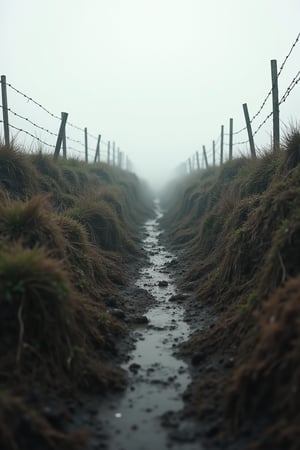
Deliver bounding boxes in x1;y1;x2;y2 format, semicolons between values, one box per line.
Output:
0;76;133;171
185;31;300;174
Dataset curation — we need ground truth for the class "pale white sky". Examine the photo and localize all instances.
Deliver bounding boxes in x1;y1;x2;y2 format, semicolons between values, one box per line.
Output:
1;0;300;186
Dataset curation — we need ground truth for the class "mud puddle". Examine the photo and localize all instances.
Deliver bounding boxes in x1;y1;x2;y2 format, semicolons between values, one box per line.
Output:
80;202;203;450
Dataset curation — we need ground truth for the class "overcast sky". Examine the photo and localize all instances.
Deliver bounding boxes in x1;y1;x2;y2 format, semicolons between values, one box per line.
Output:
1;0;300;187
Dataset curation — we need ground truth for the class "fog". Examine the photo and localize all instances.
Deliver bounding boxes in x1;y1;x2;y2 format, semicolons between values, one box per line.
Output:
1;0;300;188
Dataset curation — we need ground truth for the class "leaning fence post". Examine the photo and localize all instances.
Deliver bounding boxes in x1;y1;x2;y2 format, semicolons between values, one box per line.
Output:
213;140;216;167
271;59;280;151
112;141;116;165
1;75;10;146
107;141;110;164
94;134;101;163
62;112;67;159
84;127;88;163
220;125;224;165
196;151;200;170
243;103;256;159
202;145;209;169
229;118;233;160
53;112;68;160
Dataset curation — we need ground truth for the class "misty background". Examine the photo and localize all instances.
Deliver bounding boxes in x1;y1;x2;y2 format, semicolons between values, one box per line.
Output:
1;0;300;188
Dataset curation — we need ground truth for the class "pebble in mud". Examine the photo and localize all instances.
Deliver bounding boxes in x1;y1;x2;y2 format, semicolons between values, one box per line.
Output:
158;280;169;287
129;363;141;373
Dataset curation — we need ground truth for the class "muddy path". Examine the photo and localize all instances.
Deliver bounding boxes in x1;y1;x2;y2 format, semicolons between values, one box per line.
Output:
69;201;204;450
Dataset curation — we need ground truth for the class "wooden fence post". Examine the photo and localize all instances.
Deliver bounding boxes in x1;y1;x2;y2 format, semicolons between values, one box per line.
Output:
229;118;233;160
107;141;110;164
220;125;224;165
1;75;10;146
213;140;216;167
202;145;209;169
196;151;200;170
242;103;256;159
112;141;116;166
271;59;280;151
94;134;101;163
188;158;192;173
84;127;88;163
62;112;67;159
53;112;68;160
117;147;121;167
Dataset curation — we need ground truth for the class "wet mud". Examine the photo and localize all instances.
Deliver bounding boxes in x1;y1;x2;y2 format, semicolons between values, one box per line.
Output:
70;201;204;450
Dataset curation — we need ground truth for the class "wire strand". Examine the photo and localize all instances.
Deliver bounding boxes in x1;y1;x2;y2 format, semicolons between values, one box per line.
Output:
8;123;56;148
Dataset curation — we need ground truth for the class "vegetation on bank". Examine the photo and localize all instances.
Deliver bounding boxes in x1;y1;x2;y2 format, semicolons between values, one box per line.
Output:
0;143;153;449
161;129;300;450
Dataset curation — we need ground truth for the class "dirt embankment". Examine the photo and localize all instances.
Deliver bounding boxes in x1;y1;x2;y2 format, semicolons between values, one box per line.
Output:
0;144;154;450
160;130;300;450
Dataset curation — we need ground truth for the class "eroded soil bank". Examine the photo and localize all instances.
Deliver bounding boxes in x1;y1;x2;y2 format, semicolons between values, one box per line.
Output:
159;132;300;450
67;201;204;450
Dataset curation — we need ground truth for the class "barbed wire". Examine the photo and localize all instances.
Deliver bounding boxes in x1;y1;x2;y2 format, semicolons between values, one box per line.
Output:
226;32;300;137
1;79;116;154
8;123;56;148
5;81;103;140
87;132;98;140
253;111;273;137
6;82;61;121
0;105;58;138
277;32;300;78
68;122;84;132
66;135;85;147
233;139;249;146
279;69;300;105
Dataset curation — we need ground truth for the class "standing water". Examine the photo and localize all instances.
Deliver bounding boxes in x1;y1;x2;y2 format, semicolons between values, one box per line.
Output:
98;201;203;450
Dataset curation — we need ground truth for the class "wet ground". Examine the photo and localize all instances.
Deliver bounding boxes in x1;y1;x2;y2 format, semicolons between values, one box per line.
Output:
70;202;204;450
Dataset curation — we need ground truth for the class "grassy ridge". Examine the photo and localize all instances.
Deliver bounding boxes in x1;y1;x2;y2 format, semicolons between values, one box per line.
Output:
0;143;153;449
161;129;300;449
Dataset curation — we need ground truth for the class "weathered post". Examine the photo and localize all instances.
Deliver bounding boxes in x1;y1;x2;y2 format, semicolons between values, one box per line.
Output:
107;141;110;164
188;158;192;173
1;75;10;146
84;127;88;163
242;103;256;159
196;151;200;170
94;134;101;163
53;112;68;160
213;140;216;167
62;112;67;159
202;145;209;169
220;125;224;165
117;147;121;167
229;118;233;160
271;59;280;151
112;141;116;166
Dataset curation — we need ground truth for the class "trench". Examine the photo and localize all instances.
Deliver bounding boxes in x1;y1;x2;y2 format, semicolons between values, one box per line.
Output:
94;202;203;449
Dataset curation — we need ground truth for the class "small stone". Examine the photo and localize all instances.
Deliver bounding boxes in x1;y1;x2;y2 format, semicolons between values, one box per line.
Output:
191;352;206;366
158;280;169;287
131;315;149;324
129;363;141;372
